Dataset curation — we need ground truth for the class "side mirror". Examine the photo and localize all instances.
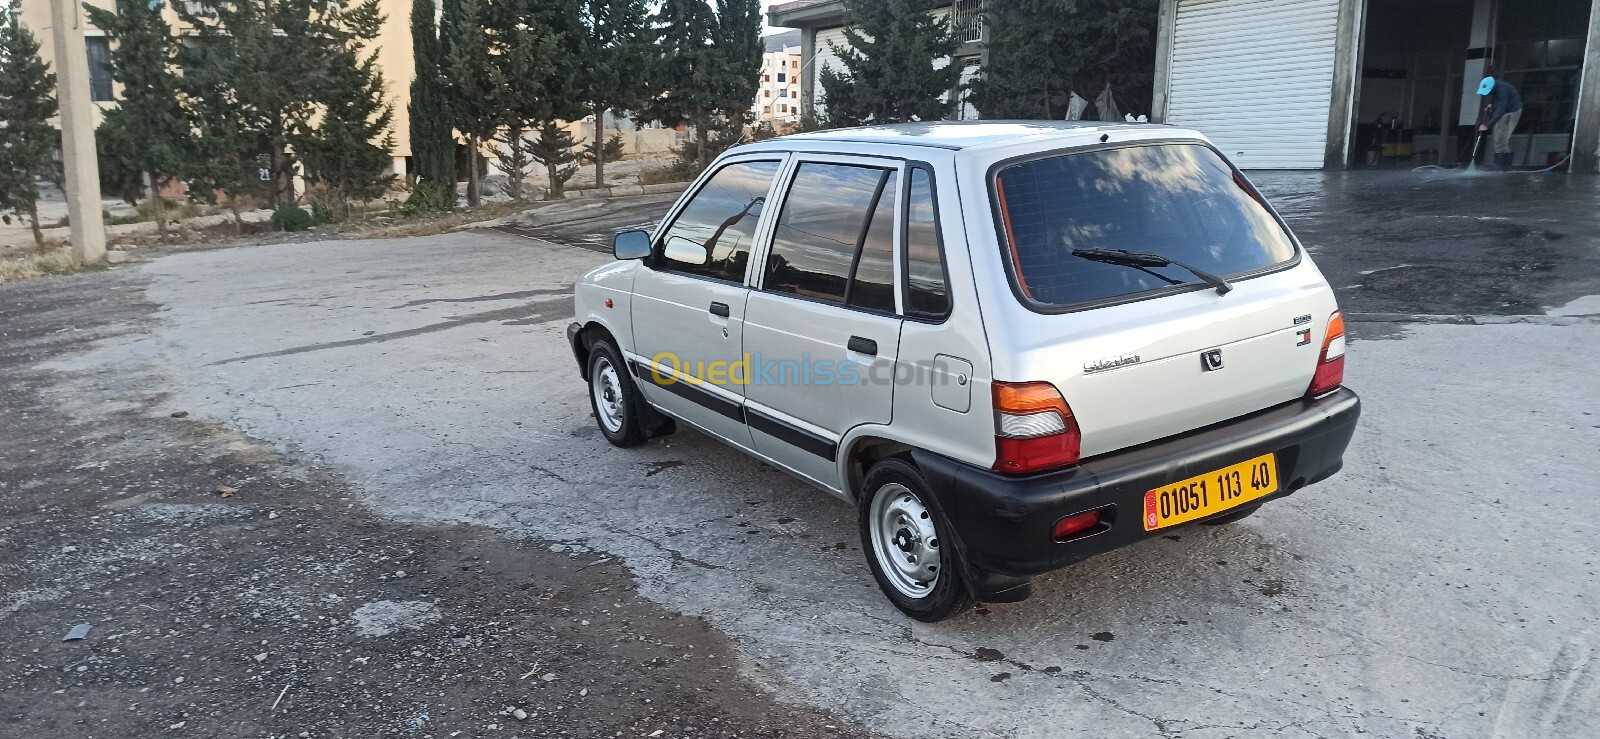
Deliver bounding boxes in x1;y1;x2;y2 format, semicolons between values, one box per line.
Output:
613;229;652;260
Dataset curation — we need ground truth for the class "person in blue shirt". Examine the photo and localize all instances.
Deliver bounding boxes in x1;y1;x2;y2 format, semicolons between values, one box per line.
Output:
1477;76;1523;170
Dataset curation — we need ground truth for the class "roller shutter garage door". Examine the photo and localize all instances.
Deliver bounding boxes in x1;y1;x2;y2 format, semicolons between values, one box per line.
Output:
813;26;848;119
1166;0;1340;169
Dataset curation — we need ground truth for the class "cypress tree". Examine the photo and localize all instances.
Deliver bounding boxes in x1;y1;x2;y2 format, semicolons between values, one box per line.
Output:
712;0;762;129
818;0;961;127
646;0;720;168
576;0;653;187
0;6;59;245
408;0;456;209
86;0;189;238
971;0;1158;120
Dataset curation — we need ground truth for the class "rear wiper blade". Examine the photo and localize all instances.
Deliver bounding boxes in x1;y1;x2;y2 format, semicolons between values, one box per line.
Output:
1071;248;1234;296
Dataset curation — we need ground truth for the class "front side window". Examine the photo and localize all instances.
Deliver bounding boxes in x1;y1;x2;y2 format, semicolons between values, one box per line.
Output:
657;160;781;283
765;162;898;312
993;143;1297;308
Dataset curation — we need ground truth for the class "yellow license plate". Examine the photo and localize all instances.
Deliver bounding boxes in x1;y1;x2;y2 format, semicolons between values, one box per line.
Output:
1143;453;1278;531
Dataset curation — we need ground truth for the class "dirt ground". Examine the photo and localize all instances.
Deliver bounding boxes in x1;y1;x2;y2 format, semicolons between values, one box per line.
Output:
0;272;873;737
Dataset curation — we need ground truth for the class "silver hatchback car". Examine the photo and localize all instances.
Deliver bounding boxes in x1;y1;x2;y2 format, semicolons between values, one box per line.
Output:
567;122;1360;621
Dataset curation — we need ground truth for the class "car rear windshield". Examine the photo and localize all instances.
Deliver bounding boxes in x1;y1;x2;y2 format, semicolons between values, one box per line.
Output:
993;143;1297;308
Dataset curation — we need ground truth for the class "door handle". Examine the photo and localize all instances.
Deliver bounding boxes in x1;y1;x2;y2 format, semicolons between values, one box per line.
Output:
847;336;878;355
709;302;730;317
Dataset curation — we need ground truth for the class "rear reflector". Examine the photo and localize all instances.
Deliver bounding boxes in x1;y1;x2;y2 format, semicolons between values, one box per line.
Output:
1307;311;1346;397
1053;510;1101;540
993;381;1081;474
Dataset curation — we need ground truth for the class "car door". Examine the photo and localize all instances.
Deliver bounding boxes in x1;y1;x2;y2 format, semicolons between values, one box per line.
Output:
629;156;786;450
742;156;906;489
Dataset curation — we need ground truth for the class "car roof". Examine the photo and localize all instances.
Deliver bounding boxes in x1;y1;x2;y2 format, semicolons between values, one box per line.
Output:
746;120;1201;152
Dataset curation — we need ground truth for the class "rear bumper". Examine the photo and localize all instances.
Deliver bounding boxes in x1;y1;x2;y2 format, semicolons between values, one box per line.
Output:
913;388;1360;591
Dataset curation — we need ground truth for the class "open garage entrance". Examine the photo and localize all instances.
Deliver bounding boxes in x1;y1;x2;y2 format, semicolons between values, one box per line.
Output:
1353;0;1593;168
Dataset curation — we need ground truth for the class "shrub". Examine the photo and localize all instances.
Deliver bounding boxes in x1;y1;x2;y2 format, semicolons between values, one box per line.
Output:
305;185;352;225
399;180;454;216
270;204;312;232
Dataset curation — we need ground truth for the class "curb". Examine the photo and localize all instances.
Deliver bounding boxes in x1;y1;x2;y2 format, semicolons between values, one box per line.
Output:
561;182;690;199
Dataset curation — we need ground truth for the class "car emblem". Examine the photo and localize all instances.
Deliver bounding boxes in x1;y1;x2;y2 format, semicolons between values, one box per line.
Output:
1083;353;1141;374
1201;349;1224;372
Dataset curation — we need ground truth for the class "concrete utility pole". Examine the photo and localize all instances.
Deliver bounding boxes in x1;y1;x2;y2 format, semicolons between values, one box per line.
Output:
48;0;107;263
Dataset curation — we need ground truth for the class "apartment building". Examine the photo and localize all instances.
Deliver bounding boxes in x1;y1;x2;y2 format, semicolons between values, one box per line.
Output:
752;30;803;125
767;0;984;122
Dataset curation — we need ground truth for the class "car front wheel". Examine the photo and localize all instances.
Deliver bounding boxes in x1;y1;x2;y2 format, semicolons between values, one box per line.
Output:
587;340;648;448
859;458;970;622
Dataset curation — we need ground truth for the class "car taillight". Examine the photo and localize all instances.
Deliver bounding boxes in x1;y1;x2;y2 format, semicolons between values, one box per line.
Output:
1307;311;1346;397
992;381;1080;475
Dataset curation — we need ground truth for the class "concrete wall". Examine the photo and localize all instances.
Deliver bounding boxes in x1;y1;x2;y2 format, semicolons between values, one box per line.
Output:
563;122;686;156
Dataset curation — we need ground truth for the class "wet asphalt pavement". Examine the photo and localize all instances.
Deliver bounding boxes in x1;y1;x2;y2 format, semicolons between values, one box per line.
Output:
1252;170;1600;318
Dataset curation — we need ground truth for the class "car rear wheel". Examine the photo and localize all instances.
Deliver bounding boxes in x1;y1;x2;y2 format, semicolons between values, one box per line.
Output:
587;340;648;448
859;458;970;622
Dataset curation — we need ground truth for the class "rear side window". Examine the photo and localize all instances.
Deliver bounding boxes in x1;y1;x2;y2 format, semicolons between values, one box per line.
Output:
904;168;948;318
658;160;782;282
765;163;898;313
993;144;1297;308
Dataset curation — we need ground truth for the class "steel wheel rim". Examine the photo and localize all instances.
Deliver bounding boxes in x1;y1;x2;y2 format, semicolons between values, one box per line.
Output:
869;482;941;598
592;357;625;433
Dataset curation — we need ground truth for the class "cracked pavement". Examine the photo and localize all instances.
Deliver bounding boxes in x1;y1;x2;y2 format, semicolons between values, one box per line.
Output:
5;174;1600;738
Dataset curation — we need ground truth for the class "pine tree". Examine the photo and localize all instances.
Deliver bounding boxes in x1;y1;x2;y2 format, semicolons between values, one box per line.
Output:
408;0;456;210
818;0;961;127
646;0;720;168
576;0;653;187
295;44;396;204
180;0;391;207
182;63;265;230
0;6;59;245
527;122;578;198
971;0;1158;120
447;0;504;207
489;0;571;201
86;0;190;239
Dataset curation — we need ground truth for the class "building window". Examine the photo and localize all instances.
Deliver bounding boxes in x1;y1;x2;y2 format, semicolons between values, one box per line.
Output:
952;0;983;43
780;104;788;113
791;60;798;69
779;89;787;98
764;74;771;82
86;36;113;102
764;90;771;98
777;72;786;83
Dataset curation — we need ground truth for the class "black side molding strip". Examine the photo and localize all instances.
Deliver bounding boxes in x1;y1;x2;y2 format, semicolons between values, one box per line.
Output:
630;359;743;422
746;407;838;462
628;358;840;462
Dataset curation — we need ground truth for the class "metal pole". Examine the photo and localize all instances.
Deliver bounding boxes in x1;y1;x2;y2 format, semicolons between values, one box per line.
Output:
48;0;106;263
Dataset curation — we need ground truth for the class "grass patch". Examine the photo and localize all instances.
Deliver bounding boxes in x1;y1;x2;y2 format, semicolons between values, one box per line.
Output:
0;244;100;283
638;166;692;187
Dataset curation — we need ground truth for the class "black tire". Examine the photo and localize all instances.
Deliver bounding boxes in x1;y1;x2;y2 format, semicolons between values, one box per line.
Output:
586;340;648;448
1200;503;1262;526
858;457;971;622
